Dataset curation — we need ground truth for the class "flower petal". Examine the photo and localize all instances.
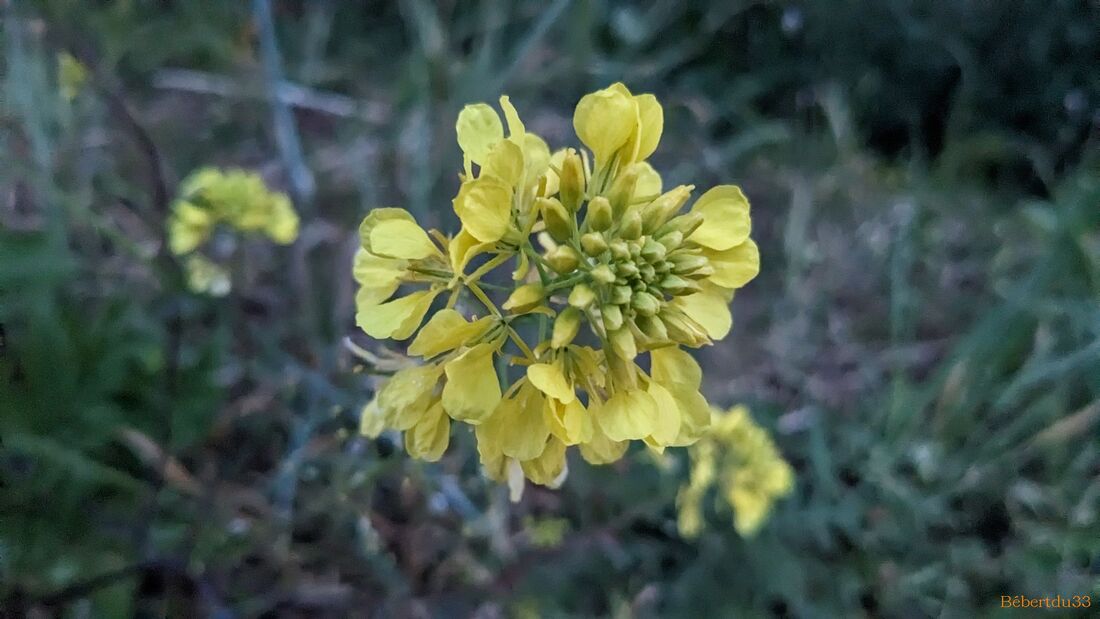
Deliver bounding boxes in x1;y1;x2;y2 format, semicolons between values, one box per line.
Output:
705;238;760;290
688;185;751;250
448;228;494;273
378;364;443;430
573;85;638;167
579;405;629;465
370;218;438;260
645;381;681;446
484;139;525;187
359;207;416;253
632;162;663;199
359;398;386;438
478;382;550;461
597;389;657;441
672;286;732;340
521;438;567;487
631;94;664;163
526;363;575;404
456;103;503;165
547;397;593;446
650;347;703;391
453;177;513;242
408;309;493;358
442;342;501;424
356;289;440;340
405;400;450;462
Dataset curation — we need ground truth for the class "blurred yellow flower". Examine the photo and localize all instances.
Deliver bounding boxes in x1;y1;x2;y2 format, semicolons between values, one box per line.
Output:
355;84;762;499
677;406;794;538
167;167;299;255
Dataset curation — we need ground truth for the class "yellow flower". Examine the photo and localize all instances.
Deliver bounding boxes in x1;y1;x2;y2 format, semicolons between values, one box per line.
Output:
169;168;299;251
677;406;794;538
355;84;760;496
182;254;231;297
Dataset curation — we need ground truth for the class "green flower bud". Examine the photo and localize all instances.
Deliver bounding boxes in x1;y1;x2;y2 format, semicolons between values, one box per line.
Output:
609;240;630;260
602;303;624;331
659;212;704;237
559;148;585;212
538;196;574;243
590;264;616;284
641;237;667;262
545;245;580;274
585;196;613;231
610;285;633;305
608;326;637;360
502;282;544;313
659;274;699;295
636;314;668;341
638;263;656;282
619;210;642;240
669;252;709;275
663;308;710;346
606;166;638;217
657;230;683;250
631;291;661;316
615;262;639;278
551;306;582;348
568;283;596;308
580;232;608;256
640;185;693;233
628;240;642;257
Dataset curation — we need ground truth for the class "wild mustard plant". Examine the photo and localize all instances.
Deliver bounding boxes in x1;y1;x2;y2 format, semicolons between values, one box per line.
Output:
356;84;760;497
167;167;299;295
677;406;794;537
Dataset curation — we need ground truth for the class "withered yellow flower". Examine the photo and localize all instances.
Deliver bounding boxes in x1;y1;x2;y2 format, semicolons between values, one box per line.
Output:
355;84;761;499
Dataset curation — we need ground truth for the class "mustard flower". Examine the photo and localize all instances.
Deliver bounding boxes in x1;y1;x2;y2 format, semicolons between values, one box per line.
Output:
355;84;761;498
167;167;299;295
167;167;299;255
677;406;794;538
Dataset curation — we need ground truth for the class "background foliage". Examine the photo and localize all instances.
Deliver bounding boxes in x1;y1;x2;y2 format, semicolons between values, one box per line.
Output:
2;1;1098;616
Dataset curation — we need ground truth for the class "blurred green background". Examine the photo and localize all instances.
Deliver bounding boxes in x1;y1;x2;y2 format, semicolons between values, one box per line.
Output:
2;1;1099;617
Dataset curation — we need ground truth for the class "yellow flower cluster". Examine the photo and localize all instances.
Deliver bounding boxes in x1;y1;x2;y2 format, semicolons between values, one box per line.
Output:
167;167;299;256
356;84;760;495
167;168;299;296
677;406;794;538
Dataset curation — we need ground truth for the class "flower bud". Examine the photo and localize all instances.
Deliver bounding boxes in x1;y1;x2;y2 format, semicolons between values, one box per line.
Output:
605;166;638;217
659;212;704;237
580;232;608;256
615;262;639;278
619;210;642;240
585;196;613;231
502;282;544;313
669;252;709;275
538;197;574;243
602;304;624;331
640;185;692;233
551;306;582;348
610;285;633;305
661;308;709;347
590;264;616;284
609;240;630;260
636;314;668;341
609;326;637;360
641;238;666;262
657;230;683;250
631;291;661;316
545;245;580;274
638;263;656;282
568;283;596;308
659;274;699;295
559;148;585;212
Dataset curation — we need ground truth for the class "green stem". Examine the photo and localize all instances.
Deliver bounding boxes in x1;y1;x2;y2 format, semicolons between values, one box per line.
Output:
465;252;511;283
